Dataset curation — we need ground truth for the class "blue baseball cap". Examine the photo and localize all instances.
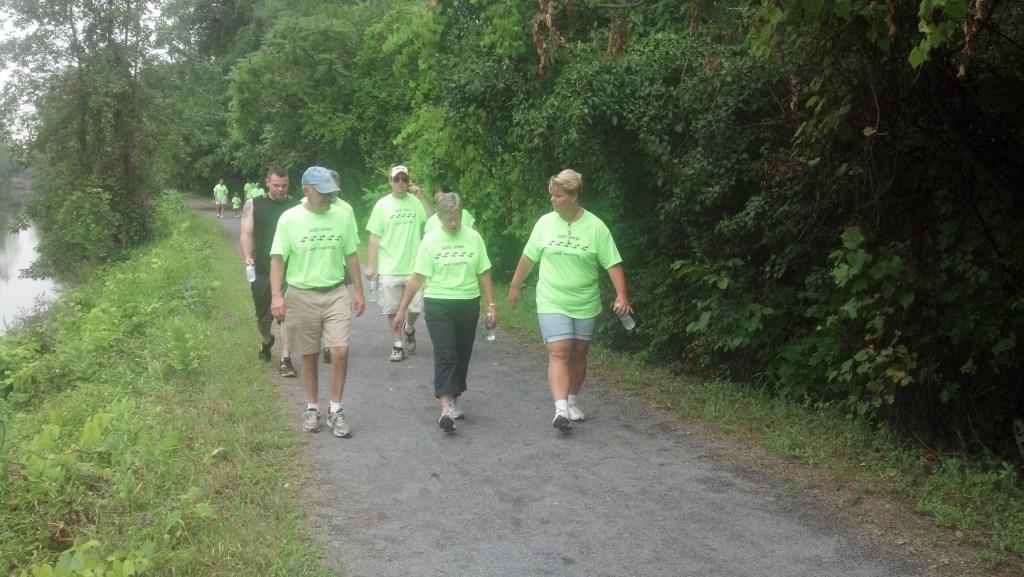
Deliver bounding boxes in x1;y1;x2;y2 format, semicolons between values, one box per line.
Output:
301;166;340;194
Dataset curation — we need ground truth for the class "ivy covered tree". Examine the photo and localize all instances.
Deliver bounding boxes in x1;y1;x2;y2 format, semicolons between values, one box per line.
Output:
1;0;161;276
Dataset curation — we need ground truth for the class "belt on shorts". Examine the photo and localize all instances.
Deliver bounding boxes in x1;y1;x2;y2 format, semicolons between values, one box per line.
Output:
301;281;345;293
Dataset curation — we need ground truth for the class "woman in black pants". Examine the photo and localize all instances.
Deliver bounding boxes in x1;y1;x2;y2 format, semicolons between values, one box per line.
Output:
393;193;497;432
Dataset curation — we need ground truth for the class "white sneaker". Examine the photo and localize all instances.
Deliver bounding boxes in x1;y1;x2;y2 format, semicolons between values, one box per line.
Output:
552;408;572;432
449;398;464;420
438;405;456;432
327;410;351;438
567;404;585;422
390;346;405;362
302;408;321;433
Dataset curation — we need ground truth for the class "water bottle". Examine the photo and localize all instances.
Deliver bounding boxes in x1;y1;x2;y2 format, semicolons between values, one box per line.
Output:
367;278;377;301
617;311;636;331
614;302;635;331
245;264;256;283
484;315;496;341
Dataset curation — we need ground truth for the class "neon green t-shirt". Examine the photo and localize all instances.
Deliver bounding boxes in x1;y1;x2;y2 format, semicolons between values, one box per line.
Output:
414;226;491;299
522;210;622;318
231;196;242;209
269;203;360;290
366;193;427;276
250;186;266;199
214;184;228;201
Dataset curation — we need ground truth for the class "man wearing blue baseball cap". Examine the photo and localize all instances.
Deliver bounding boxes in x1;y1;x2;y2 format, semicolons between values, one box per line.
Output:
270;166;366;438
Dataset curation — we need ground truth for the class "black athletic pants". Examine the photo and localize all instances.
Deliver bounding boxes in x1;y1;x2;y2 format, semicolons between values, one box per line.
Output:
423;297;480;398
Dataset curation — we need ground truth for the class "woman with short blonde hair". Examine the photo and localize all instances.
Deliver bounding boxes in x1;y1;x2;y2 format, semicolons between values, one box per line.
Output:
509;168;632;431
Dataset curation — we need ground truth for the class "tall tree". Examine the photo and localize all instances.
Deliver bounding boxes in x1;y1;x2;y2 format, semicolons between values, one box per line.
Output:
1;0;160;275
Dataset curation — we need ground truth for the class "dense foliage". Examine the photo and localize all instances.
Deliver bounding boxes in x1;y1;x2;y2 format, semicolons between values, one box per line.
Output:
1;0;163;277
3;0;1021;460
0;196;336;576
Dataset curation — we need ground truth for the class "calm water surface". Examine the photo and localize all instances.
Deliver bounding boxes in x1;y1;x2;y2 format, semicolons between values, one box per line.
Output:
1;182;59;333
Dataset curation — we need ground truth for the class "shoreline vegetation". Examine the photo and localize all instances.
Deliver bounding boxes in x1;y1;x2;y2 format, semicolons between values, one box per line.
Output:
0;195;335;576
0;195;1020;575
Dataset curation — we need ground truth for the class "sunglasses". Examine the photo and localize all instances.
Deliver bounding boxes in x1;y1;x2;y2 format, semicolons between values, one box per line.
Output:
392;175;409;183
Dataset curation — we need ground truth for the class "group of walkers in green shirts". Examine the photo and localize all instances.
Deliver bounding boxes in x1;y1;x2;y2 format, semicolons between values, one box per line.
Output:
236;164;632;437
212;179;268;220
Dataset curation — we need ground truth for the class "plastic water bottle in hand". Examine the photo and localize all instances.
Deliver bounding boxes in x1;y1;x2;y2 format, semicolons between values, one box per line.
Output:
614;301;635;331
367;278;377;302
245;264;256;283
484;314;497;341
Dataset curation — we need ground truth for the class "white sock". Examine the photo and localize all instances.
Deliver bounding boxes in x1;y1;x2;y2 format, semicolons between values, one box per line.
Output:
568;395;579;407
555;399;568;412
393;340;403;348
330;401;343;414
307;403;319;411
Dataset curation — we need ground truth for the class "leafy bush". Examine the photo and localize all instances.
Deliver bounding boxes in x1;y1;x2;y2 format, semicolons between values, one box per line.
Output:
1;195;330;576
217;0;1024;459
22;188;125;280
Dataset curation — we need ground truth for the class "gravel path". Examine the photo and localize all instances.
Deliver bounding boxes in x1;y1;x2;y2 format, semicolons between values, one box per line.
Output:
198;198;926;577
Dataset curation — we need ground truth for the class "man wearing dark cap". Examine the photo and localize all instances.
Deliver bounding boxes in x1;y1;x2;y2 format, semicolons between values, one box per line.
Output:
270;166;365;438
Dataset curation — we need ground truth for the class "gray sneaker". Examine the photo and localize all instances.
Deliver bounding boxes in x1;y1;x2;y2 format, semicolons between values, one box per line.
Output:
390;346;405;362
438;405;456;433
449;398;464;420
403;325;417;354
327;410;351;438
279;357;297;378
552;408;572;432
303;408;321;433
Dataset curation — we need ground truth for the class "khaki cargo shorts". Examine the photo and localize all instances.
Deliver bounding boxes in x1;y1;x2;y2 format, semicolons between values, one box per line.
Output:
285;285;352;355
378;274;424;315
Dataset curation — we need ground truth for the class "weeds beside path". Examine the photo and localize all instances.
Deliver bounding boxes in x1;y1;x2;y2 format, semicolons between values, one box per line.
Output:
0;194;334;576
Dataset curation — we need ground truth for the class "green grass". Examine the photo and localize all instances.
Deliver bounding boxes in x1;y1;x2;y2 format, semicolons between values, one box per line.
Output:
0;193;335;576
493;283;1024;574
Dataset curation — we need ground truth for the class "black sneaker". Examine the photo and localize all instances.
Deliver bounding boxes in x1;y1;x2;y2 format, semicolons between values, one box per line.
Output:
258;335;276;362
279;357;297;378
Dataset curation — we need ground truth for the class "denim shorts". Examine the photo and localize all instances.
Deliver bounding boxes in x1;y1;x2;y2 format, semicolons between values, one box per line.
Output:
538;313;597;343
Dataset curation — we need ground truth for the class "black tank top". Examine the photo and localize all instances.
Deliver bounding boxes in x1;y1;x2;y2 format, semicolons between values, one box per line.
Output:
252;195;299;274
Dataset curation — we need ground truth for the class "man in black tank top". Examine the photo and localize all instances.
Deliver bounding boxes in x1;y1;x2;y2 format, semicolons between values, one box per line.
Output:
240;166;300;375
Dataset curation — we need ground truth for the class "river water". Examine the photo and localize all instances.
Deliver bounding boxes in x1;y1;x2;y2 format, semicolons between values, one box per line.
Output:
1;180;59;333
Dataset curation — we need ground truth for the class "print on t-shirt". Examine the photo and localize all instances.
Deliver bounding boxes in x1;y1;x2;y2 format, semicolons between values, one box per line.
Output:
298;226;346;249
433;243;476;266
545;229;592;257
388;208;419;225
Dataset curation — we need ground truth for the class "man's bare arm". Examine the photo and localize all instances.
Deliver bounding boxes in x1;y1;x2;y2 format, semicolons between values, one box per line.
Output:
240;198;255;265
